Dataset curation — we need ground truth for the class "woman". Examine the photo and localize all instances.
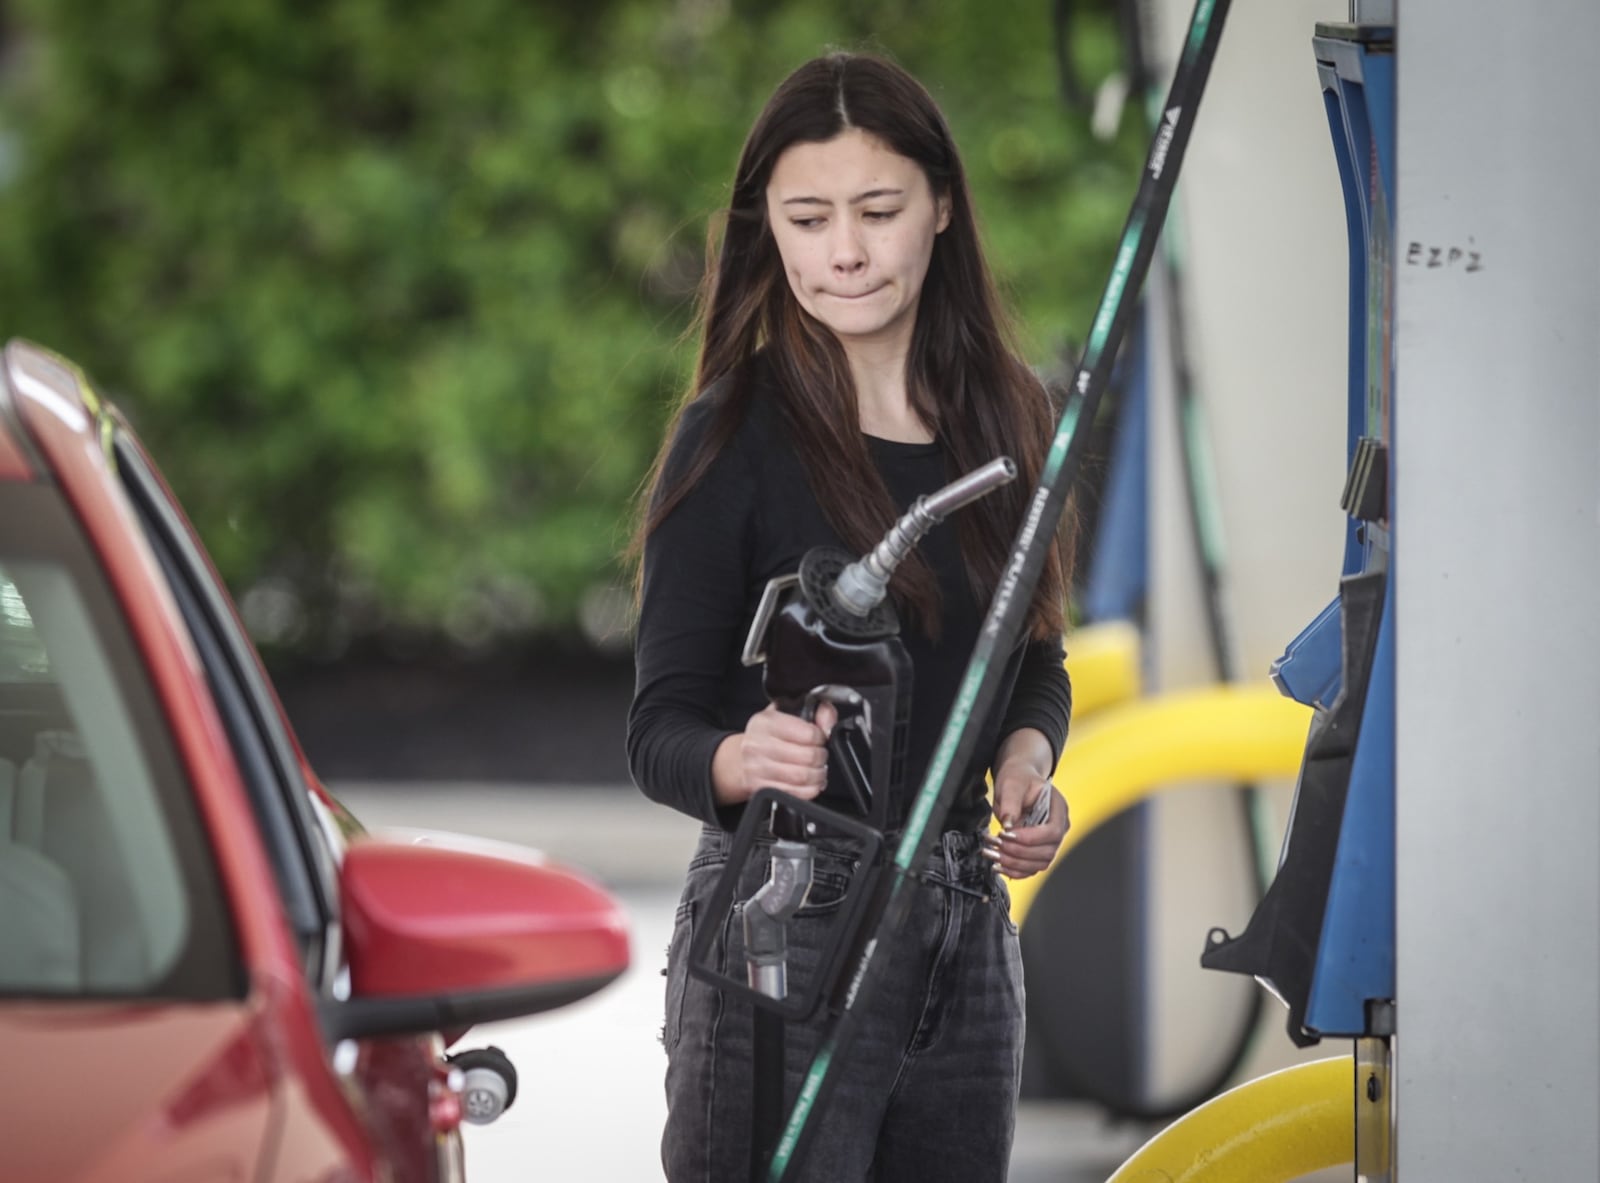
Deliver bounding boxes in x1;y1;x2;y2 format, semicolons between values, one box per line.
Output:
628;51;1073;1182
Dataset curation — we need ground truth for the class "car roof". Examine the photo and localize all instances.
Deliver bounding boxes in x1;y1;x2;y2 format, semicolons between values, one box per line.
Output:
0;339;106;485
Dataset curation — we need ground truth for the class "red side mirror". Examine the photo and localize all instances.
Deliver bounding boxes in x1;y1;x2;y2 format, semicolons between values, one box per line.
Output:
325;836;630;1042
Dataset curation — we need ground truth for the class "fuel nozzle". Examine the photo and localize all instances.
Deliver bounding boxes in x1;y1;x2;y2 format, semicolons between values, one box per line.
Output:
830;457;1018;618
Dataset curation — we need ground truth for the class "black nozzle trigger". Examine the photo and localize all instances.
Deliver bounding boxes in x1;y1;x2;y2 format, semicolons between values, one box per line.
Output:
801;686;874;818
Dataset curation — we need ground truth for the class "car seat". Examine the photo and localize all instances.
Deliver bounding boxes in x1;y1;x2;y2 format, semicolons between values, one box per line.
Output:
0;755;12;839
0;836;81;991
17;731;144;988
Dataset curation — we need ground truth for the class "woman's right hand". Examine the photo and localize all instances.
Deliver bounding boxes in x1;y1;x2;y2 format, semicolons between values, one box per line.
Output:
711;702;837;806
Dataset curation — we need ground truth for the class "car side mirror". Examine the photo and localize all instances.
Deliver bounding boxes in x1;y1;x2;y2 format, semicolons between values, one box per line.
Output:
321;834;630;1043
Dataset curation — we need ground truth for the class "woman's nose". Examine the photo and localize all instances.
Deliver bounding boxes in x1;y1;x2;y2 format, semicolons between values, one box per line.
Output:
830;224;867;273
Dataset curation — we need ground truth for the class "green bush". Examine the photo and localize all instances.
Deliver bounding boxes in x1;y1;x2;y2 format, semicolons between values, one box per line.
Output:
0;0;1140;655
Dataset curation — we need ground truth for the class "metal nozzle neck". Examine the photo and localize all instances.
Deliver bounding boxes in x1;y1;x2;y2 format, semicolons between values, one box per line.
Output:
830;457;1017;618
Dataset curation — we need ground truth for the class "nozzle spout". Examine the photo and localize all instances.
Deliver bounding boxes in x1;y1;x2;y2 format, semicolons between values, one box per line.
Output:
831;457;1017;618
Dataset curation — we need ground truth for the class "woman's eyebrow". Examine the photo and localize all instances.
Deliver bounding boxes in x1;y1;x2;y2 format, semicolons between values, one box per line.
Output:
780;187;906;207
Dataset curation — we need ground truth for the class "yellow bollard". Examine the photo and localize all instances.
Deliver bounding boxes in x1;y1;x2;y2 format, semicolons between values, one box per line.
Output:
1106;1055;1353;1182
1064;620;1143;717
1006;685;1311;927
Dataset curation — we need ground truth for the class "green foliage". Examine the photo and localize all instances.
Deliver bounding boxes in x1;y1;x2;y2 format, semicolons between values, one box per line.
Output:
0;0;1141;654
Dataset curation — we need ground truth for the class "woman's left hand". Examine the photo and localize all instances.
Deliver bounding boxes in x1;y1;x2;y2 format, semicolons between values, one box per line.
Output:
986;760;1070;880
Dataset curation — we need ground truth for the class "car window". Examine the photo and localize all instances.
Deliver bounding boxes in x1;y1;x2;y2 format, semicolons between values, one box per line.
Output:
0;485;240;999
0;577;49;679
112;433;342;991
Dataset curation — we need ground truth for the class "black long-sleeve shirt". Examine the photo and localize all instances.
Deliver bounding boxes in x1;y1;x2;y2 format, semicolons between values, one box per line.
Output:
627;362;1071;835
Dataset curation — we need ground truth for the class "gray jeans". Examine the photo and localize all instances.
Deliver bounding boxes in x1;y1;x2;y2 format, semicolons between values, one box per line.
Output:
661;827;1025;1182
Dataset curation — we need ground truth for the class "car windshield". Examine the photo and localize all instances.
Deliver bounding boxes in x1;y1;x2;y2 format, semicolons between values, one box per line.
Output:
0;486;238;999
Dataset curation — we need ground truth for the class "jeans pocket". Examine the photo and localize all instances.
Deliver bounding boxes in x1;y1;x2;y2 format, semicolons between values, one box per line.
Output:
663;899;694;1051
793;864;853;917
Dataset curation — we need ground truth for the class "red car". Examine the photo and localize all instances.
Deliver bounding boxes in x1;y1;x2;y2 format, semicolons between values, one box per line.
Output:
0;340;630;1183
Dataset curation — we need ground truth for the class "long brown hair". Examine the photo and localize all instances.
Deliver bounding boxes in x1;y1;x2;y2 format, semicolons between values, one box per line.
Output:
635;51;1071;640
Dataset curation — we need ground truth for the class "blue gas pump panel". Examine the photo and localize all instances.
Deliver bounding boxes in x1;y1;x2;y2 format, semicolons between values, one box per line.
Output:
1303;24;1396;1041
1202;24;1397;1047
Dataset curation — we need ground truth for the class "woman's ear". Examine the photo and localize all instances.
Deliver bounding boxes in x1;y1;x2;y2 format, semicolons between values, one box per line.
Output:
936;192;953;234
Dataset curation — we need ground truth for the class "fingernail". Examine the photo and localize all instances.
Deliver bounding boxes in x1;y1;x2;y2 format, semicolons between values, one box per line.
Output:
980;847;1002;862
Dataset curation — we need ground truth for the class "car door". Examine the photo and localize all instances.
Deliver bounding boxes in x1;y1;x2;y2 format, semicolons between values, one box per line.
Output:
0;475;275;1183
111;427;463;1183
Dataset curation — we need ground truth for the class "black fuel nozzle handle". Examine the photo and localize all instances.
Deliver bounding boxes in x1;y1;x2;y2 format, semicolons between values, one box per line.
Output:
800;686;874;818
831;457;1018;618
763;685;873;842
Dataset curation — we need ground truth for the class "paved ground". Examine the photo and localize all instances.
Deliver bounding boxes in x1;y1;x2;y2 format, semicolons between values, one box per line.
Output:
336;783;1344;1182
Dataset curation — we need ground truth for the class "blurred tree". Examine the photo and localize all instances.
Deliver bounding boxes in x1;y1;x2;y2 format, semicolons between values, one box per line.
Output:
0;0;1140;657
